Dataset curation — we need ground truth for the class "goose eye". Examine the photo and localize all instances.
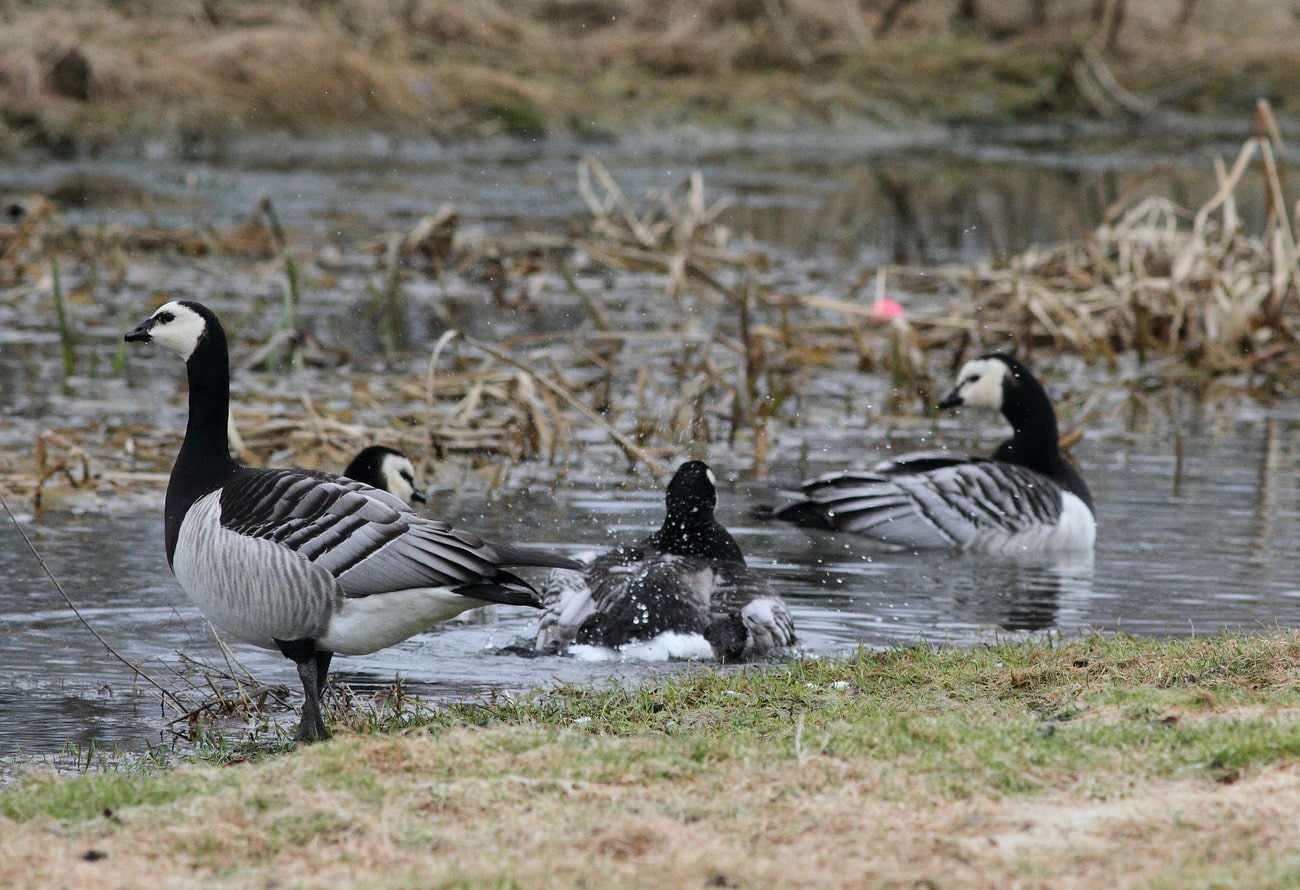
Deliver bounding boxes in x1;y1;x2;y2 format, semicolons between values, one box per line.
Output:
401;471;415;484
156;311;175;323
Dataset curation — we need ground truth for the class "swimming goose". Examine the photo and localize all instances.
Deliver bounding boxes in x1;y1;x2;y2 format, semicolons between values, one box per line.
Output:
771;353;1095;554
343;445;427;506
125;300;580;743
535;461;795;660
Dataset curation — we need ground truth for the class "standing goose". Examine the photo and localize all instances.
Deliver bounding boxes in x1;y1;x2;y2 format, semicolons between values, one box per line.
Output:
536;461;795;661
343;445;427;506
771;353;1095;554
126;300;579;743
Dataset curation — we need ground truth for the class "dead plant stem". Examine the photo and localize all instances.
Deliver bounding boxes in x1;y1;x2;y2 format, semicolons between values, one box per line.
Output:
0;490;184;710
465;337;668;475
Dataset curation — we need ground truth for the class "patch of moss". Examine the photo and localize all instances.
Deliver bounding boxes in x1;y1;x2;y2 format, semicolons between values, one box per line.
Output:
478;95;547;140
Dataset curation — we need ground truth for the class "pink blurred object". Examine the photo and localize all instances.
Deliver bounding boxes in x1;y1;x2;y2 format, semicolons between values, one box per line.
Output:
869;297;904;322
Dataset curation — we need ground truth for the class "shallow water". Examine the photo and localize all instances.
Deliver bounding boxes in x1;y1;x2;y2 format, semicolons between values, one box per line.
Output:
0;127;1267;267
3;399;1299;755
1;130;1297;755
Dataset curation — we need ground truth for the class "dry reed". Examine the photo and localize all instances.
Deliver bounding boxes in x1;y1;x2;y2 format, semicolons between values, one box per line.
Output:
4;114;1299;511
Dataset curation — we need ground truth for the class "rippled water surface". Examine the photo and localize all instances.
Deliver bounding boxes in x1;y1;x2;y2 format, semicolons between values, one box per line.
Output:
2;130;1296;755
4;403;1299;755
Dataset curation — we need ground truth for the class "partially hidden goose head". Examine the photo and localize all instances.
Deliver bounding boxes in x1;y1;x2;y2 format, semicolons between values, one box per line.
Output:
126;300;580;744
647;460;746;564
665;459;718;515
343;446;427;505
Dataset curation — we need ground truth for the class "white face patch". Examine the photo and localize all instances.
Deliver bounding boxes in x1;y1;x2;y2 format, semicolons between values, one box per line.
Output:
705;467;717;488
379;454;417;503
145;301;207;360
951;357;1009;409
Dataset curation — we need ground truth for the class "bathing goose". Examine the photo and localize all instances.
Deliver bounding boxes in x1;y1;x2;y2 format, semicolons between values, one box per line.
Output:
343;445;427;506
772;353;1095;554
536;461;795;660
125;300;580;743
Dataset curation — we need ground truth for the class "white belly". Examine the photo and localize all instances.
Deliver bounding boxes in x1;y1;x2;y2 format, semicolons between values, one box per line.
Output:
171;492;516;656
969;492;1097;555
318;588;490;655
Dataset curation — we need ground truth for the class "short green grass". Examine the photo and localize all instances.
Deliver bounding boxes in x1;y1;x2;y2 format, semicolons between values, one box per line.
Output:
6;634;1300;888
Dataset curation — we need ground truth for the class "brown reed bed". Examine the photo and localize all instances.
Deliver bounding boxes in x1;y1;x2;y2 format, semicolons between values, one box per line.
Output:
3;112;1299;516
924;131;1300;383
3;0;1300;156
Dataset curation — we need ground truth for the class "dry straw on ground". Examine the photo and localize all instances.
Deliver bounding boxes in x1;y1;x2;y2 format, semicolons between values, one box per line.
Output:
3;0;1300;152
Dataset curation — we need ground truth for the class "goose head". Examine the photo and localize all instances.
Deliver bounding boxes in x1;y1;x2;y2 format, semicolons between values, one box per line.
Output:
344;445;428;505
664;460;718;521
651;460;746;563
124;300;214;361
938;353;1020;411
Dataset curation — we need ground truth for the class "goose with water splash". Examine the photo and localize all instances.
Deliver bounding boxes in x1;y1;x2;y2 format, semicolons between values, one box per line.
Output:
536;461;795;661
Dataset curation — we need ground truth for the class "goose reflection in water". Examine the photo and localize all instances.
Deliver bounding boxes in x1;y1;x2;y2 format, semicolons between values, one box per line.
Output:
770;532;1096;642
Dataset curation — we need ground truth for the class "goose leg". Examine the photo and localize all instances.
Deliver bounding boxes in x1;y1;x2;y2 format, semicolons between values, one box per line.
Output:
294;659;329;744
314;650;333;699
276;638;331;744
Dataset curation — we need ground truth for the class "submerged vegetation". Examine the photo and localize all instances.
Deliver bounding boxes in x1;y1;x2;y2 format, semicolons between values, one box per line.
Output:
3;115;1299;509
5;635;1300;886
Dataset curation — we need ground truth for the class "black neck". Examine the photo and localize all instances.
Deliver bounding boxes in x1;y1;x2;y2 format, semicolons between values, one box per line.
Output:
164;323;240;565
999;373;1061;473
649;509;746;564
993;372;1094;510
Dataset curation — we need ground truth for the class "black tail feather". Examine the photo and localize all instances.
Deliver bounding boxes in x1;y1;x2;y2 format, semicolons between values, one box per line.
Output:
453;570;542;608
490;542;583;571
752;500;837;530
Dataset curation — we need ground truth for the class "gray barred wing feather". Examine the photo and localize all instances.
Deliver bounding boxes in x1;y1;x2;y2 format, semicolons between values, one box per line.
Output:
708;561;780;615
869;450;977;474
217;469;533;604
801;461;1064;549
710;562;796;650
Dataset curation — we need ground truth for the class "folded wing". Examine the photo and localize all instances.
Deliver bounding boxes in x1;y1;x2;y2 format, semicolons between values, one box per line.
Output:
218;469;552;606
797;460;1065;549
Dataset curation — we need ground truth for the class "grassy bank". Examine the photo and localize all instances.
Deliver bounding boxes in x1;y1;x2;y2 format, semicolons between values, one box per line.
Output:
2;0;1299;156
5;633;1300;887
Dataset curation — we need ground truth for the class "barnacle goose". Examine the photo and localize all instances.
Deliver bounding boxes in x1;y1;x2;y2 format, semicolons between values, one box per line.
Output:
125;300;580;743
772;353;1095;554
535;461;795;661
343;445;427;506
